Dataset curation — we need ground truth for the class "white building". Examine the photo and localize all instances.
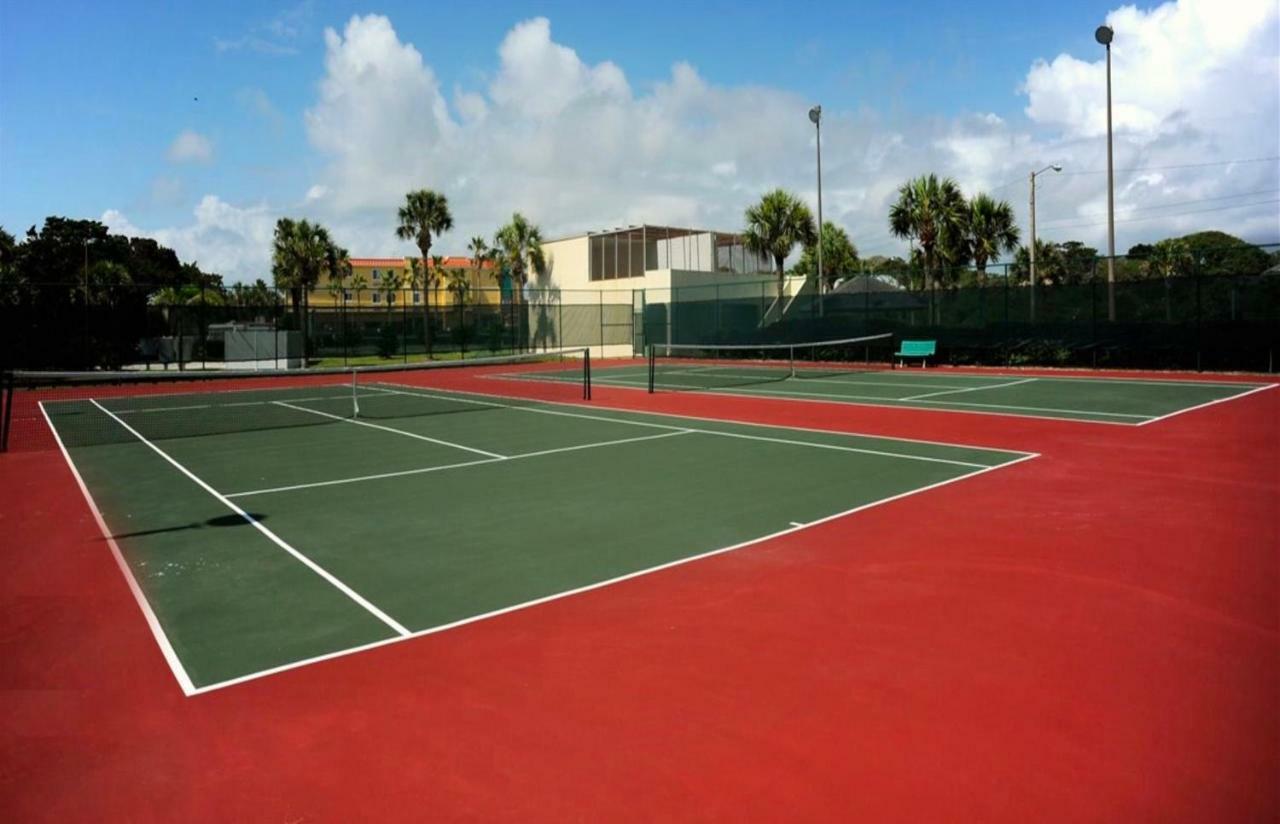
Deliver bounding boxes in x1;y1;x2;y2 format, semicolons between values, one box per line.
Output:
538;225;806;356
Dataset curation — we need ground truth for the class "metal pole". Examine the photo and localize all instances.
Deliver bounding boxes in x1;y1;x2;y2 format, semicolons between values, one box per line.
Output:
1095;26;1117;322
1029;170;1037;323
815;112;823;317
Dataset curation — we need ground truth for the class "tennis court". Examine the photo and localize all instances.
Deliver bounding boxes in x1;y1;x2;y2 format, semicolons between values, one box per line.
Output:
23;357;1033;693
514;338;1276;424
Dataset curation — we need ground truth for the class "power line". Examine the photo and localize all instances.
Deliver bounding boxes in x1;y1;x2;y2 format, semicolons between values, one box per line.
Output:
1042;188;1280;222
1038;198;1279;230
1057;156;1279;177
984;156;1278;193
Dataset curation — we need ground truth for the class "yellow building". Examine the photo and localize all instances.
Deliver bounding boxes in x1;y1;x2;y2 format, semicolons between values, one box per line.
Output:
312;256;502;309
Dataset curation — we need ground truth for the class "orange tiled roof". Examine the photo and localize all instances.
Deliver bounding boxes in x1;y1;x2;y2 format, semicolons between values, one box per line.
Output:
350;257;409;267
349;256;495;269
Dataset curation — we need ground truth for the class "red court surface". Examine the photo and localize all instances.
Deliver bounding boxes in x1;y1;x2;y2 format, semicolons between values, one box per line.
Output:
1;364;1276;822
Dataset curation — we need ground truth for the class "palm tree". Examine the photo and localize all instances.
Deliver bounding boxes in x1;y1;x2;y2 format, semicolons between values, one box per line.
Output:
468;235;491;293
742;189;817;304
494;214;546;351
381;266;404;318
888;175;966;296
430;254;445;311
325;243;352;302
395;190;453;357
272;217;333;360
964;193;1020;283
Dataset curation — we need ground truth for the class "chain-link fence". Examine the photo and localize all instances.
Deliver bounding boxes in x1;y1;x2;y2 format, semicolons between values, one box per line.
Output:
641;249;1279;372
0;285;636;371
3;248;1276;373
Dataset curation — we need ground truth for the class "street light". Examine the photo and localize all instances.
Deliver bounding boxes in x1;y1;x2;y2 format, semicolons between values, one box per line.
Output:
1096;23;1117;321
1029;164;1062;322
809;105;823;314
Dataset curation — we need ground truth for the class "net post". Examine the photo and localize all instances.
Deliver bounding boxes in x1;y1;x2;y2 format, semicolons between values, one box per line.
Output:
0;371;14;453
648;344;656;394
583;347;591;400
351;368;359;418
789;345;795;379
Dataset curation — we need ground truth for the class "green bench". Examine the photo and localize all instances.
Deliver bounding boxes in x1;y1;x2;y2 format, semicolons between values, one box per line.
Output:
894;339;936;368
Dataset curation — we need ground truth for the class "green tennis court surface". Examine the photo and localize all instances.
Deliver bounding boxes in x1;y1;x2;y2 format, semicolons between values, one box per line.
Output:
514;362;1275;424
44;381;1031;693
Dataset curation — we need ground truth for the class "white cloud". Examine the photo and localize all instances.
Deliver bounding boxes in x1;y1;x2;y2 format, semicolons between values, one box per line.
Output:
104;196;276;279
167;130;214;164
120;2;1280;281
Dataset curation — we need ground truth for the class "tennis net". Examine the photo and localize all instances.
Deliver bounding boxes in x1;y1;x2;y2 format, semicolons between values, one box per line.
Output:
647;334;895;393
1;349;590;452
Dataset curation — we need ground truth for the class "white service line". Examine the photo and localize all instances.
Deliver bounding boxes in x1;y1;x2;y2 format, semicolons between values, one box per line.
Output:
371;381;1036;455
186;450;1041;696
87;399;411;637
113;392;380;415
273;400;506;459
227;429;693;498
899;377;1038;401
38;402;198;696
371;385;1002;469
1134;382;1278;426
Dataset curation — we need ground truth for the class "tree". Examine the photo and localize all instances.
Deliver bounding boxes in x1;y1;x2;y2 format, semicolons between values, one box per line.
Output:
1057;241;1098;285
467;236;491;292
888;174;966;296
494;213;547;350
1178;230;1270;277
1010;239;1066;286
325;244;352;304
395;189;453;357
1146;238;1195;322
271;217;333;360
446;268;471;349
381;266;404;318
742;189;816;304
793;221;858;288
493;213;546;289
963;193;1019;283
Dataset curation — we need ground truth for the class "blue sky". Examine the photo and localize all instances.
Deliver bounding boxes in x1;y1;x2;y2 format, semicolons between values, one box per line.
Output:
2;0;1276;278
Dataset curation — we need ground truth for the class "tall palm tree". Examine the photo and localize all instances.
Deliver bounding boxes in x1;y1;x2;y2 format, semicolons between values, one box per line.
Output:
964;193;1020;283
494;214;546;351
395;189;453;357
742;189;817;304
325;243;352;303
272;217;333;360
888;175;966;295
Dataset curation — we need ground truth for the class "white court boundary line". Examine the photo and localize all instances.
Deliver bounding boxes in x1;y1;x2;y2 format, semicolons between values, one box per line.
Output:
900;378;1038;401
182;450;1040;695
1135;382;1278;426
38;402;199;696
367;385;1000;469
226;429;693;498
273;400;506;459
87;399;412;637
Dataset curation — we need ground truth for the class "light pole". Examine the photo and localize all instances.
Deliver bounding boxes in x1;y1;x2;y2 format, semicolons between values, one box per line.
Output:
809;105;824;316
1029;164;1062;322
1096;24;1117;321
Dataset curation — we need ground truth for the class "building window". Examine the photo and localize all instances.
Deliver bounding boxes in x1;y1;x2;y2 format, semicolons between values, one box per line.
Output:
372;269;380;281
413;291;421;304
372;292;381;304
388;291;395;304
343;290;352;301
